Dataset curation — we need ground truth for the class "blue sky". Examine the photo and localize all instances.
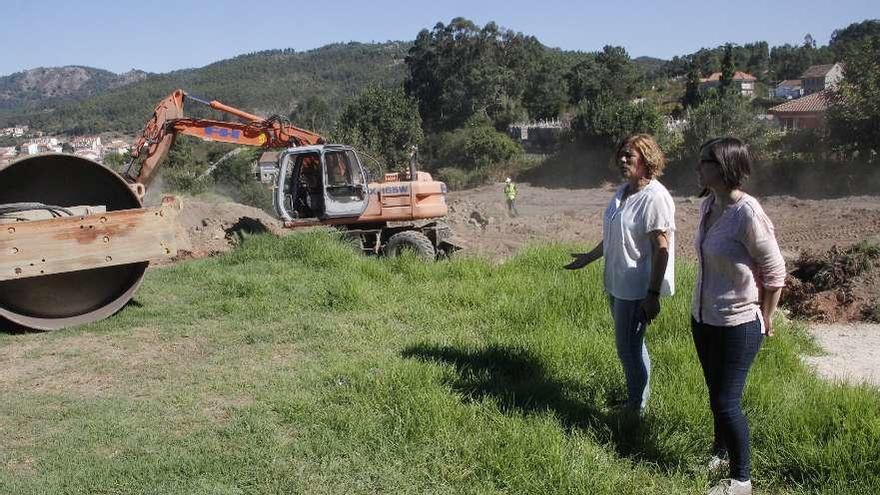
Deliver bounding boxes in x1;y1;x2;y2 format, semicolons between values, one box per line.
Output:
0;0;875;76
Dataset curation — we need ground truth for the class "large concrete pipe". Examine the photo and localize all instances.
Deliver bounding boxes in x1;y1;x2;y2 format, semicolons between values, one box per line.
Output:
0;154;148;330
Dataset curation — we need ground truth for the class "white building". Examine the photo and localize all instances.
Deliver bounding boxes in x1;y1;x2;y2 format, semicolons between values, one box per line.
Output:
699;71;758;98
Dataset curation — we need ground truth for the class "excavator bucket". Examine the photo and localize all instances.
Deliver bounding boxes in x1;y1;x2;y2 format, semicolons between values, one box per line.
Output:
0;154;179;331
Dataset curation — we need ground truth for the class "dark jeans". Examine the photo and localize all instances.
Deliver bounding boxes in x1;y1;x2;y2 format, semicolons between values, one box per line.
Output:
691;317;763;482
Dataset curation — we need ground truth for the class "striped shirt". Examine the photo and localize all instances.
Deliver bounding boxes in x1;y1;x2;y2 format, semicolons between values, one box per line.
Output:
692;193;786;328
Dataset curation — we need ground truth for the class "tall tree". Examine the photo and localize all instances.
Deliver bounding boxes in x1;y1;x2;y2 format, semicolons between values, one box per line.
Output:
683;63;703;108
332;86;424;172
719;44;736;95
827;36;880;157
830;19;880;59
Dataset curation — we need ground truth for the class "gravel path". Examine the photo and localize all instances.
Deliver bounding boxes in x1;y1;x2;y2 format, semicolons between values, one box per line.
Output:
803;323;880;388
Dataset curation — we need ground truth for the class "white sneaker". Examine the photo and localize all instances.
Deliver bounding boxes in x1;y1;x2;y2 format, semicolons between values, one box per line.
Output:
707;455;729;475
707;479;752;495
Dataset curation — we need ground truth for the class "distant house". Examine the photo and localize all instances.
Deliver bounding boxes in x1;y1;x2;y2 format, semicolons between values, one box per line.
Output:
774;79;803;100
699;71;758;98
70;135;103;153
801;63;843;95
103;139;131;156
0;125;29;137
254;152;280;183
768;89;832;131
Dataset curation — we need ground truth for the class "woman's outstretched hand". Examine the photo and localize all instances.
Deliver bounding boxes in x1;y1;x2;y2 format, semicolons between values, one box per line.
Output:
564;253;596;270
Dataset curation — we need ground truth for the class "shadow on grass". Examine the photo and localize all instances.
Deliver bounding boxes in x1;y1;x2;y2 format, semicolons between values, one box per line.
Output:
402;343;686;472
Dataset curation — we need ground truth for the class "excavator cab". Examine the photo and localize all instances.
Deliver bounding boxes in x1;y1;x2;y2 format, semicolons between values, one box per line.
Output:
275;145;368;221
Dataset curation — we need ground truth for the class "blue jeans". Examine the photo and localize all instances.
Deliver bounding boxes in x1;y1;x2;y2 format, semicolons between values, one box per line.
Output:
609;296;651;413
691;317;763;482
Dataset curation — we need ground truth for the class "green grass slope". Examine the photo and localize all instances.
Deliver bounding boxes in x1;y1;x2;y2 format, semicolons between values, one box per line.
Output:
1;232;878;494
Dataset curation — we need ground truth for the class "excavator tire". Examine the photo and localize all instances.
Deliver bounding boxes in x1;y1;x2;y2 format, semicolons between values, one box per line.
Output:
384;230;435;261
0;154;148;331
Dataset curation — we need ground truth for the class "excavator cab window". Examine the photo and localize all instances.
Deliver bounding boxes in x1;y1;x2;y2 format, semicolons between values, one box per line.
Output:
323;150;365;201
321;149;369;218
286;153;323;219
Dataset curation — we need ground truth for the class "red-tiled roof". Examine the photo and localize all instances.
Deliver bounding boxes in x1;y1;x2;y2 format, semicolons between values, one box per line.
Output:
700;71;757;82
768;90;832;114
801;64;838;79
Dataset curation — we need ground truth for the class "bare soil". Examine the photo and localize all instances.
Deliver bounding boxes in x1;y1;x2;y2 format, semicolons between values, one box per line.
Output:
163;197;285;262
445;183;880;263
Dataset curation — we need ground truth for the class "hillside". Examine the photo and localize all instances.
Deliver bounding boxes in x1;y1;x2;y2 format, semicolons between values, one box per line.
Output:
0;42;412;135
0;66;149;110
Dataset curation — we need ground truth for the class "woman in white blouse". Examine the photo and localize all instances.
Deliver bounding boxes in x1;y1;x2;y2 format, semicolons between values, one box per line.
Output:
565;134;675;417
692;137;786;495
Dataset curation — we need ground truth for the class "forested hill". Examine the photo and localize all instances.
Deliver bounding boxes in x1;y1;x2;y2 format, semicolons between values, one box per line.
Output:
0;42;412;135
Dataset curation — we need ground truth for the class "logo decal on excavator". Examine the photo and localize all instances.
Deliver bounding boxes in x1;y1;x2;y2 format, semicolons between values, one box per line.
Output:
382;185;410;196
204;127;242;140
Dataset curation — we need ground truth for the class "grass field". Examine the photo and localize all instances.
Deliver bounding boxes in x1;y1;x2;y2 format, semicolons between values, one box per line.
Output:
2;231;879;494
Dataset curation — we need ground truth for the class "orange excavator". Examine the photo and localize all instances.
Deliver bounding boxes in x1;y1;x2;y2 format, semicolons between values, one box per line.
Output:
0;90;456;330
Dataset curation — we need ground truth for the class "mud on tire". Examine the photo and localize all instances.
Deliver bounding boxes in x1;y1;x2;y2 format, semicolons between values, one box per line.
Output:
384;230;435;260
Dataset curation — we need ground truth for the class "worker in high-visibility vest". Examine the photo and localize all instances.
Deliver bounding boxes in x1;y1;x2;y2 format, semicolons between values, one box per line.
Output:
504;177;518;217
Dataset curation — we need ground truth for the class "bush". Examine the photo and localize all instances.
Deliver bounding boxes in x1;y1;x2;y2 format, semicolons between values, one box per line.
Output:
435;166;490;190
431;124;522;171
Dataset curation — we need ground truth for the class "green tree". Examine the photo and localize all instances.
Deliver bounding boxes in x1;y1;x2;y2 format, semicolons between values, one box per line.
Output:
683;64;703;108
827;36;880;157
521;51;569;121
681;95;772;161
830;19;880;59
404;18;571;131
332;86;423;173
565;54;602;105
572;93;663;148
102;151;129;172
719;44;736;96
289;95;331;135
163;139;209;193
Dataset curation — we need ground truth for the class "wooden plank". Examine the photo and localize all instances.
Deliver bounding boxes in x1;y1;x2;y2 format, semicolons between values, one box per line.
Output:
0;196;181;281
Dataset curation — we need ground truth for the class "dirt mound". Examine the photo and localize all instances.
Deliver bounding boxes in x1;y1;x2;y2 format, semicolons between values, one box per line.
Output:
169;198;284;261
782;242;880;323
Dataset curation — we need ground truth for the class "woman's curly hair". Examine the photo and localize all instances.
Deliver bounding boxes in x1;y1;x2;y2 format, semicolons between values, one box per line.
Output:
616;134;667;178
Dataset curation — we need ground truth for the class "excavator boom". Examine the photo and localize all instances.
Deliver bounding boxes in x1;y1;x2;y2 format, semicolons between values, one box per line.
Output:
126;89;324;188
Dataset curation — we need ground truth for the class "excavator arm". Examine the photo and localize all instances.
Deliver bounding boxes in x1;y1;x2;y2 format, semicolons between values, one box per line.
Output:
126;89;325;188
